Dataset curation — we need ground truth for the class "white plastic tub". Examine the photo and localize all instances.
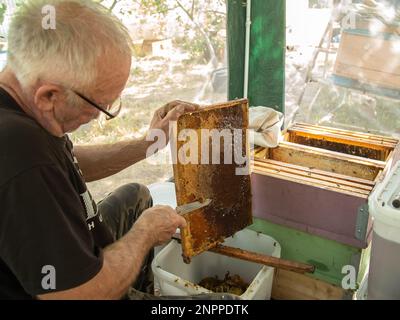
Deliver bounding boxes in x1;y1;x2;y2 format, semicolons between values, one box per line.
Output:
152;229;281;300
368;161;400;299
147;182;178;257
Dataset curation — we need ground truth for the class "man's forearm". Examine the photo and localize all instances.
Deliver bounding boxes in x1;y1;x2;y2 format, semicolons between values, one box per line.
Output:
74;138;152;182
93;226;154;299
38;226;154;300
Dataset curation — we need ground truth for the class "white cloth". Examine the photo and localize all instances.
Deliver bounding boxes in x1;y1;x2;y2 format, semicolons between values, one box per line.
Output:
249;106;284;148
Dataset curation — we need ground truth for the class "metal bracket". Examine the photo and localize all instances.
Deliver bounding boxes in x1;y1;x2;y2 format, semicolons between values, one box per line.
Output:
355;204;369;241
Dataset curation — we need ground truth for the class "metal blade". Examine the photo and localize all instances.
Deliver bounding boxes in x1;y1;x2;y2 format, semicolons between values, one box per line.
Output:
176;199;212;216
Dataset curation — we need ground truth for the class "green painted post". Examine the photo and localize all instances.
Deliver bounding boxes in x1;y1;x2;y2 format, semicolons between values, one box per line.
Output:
249;0;285;112
227;0;246;101
227;0;286;113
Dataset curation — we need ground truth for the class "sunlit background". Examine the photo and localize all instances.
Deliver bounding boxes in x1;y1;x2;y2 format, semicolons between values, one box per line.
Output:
1;0;399;200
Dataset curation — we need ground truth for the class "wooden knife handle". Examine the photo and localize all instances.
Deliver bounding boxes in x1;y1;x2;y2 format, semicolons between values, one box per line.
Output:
209;244;315;274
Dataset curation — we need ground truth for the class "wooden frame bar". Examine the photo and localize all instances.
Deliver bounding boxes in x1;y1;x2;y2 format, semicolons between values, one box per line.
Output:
267;141;385;181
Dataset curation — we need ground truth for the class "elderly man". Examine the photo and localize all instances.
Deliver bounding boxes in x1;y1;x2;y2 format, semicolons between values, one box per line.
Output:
0;0;199;300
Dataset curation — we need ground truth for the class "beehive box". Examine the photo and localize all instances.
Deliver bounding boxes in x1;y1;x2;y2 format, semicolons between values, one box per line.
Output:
252;123;398;249
249;218;370;291
271;269;351;300
332;18;400;99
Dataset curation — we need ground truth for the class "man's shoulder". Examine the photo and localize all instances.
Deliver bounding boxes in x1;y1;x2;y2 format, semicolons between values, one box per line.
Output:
1;107;39;132
0;109;64;186
0;109;50;150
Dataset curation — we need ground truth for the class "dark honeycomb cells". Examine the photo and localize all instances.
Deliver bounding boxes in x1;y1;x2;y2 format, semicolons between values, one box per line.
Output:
199;272;249;295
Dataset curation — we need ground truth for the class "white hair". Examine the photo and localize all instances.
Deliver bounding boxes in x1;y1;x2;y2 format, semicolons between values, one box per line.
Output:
7;0;132;91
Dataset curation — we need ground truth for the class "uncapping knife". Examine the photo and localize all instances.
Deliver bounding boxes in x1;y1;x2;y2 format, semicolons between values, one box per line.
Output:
175;199;212;216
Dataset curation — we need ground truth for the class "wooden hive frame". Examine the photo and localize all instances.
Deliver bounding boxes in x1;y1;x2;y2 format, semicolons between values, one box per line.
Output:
173;99;252;262
285;122;398;161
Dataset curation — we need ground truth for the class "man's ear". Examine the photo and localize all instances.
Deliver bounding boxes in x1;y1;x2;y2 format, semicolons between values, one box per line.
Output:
34;85;63;112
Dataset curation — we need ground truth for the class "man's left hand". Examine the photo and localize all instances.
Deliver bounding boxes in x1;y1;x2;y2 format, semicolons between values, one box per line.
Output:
148;100;199;145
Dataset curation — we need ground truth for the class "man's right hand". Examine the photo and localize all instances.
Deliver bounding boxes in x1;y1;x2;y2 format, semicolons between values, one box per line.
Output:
133;205;187;246
38;205;186;300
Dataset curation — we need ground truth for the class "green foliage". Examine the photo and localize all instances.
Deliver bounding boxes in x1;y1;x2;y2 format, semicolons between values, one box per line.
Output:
0;3;7;25
177;30;225;63
177;36;207;63
308;0;330;9
135;0;226;64
98;0;226;64
139;0;169;15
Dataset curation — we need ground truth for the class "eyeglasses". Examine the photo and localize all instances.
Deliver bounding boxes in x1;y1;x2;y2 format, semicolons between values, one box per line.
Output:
73;90;122;120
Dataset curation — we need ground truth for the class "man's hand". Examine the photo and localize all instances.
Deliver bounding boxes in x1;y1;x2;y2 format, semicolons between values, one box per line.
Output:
38;205;187;300
149;100;199;145
133;205;187;246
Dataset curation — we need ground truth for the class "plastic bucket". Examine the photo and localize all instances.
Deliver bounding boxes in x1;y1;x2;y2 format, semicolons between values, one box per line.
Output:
152;229;281;300
368;161;400;299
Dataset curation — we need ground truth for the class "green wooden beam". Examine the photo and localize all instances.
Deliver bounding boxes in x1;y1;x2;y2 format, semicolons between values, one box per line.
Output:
227;0;286;113
227;0;246;101
249;218;370;287
249;0;285;112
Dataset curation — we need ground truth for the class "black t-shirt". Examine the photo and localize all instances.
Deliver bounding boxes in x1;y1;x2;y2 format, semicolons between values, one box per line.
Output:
0;87;114;299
